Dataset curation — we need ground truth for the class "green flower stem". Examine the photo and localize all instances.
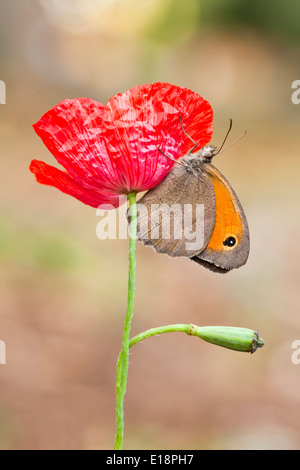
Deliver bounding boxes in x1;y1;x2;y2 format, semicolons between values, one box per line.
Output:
114;192;137;450
129;324;192;347
129;324;264;354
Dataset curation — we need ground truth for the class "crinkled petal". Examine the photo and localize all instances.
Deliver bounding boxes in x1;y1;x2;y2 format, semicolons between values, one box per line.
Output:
29;160;126;209
31;83;213;208
33;98;122;193
101;82;213;191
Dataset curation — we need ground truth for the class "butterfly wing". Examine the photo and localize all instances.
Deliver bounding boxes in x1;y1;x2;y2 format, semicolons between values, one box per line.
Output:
192;163;250;272
132;163;216;258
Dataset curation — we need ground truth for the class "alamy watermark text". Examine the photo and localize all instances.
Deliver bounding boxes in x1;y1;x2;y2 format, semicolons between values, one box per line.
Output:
0;340;6;365
291;80;300;104
0;80;6;104
96;200;205;251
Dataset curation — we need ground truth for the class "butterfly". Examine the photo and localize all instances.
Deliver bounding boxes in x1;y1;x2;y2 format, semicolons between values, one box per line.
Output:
131;119;250;273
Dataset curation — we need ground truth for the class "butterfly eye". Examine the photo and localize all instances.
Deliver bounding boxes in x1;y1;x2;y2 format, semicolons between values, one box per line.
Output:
223;236;236;247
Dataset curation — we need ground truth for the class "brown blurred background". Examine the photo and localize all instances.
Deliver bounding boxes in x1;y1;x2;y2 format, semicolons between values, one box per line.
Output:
1;0;300;450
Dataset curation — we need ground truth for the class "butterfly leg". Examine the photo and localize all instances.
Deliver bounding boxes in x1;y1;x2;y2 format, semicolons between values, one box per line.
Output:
179;115;197;154
157;147;187;168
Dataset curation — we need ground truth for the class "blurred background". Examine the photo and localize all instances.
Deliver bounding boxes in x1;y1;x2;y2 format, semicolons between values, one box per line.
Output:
1;0;300;450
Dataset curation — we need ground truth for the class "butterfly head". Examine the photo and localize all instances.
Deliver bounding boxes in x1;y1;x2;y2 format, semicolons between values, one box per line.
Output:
196;145;218;162
181;145;218;174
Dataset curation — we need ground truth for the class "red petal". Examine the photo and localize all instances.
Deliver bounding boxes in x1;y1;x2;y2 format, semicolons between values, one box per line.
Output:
31;83;213;206
101;82;213;191
33;98;122;193
29;160;126;209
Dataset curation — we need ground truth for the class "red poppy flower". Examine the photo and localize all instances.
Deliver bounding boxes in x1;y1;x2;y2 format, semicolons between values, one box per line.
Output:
30;82;213;209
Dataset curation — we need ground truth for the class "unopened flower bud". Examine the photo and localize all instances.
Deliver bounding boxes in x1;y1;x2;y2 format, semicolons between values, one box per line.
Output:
191;326;264;354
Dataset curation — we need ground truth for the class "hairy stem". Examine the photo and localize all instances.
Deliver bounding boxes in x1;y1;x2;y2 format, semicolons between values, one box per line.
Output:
114;192;137;450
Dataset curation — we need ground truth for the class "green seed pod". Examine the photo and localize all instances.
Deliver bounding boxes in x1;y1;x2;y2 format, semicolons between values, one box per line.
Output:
192;326;264;354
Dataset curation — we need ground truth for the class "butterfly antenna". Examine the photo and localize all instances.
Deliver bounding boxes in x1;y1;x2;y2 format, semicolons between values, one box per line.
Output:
213;119;233;156
214;120;247;157
216;130;247;156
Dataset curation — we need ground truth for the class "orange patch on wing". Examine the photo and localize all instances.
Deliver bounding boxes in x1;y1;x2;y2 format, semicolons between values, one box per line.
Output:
205;166;244;252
